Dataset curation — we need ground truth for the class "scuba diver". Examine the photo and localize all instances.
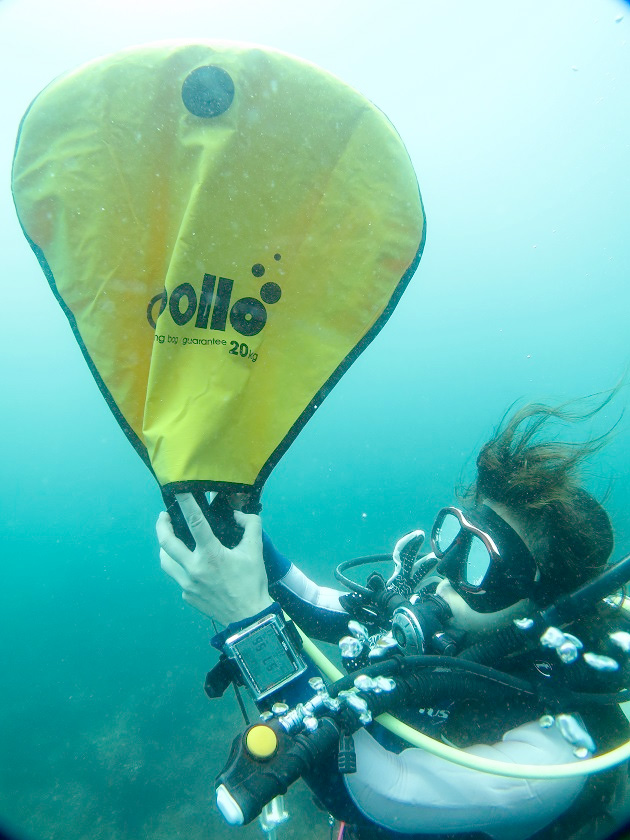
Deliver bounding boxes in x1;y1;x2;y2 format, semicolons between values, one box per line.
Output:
156;399;630;840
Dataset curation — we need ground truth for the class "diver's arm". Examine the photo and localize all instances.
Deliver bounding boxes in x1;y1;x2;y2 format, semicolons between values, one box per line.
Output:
263;533;351;643
345;722;589;840
157;496;322;706
157;494;349;640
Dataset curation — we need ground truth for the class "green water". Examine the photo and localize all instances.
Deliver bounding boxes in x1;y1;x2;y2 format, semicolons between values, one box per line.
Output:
1;1;630;838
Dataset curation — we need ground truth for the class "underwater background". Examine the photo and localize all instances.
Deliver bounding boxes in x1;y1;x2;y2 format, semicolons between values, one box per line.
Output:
2;0;630;838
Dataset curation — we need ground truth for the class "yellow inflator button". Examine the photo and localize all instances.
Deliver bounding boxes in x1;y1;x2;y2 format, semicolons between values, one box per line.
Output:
245;725;278;760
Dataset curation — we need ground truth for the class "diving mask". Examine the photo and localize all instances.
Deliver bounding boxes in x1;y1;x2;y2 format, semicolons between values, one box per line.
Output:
431;505;538;612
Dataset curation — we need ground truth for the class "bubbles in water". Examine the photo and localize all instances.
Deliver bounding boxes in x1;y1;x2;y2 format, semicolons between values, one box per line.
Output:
556;714;596;753
540;626;565;648
583;652;619;671
610;631;630;653
339;636;363;658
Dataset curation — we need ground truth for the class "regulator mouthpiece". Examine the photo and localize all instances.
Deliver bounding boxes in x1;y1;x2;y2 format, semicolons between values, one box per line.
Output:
391;594;453;656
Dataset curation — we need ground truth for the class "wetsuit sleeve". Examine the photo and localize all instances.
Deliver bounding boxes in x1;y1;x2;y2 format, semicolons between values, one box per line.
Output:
263;532;350;643
344;722;589;840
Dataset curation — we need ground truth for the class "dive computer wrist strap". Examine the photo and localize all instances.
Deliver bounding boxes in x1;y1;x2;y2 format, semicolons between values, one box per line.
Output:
206;603;314;708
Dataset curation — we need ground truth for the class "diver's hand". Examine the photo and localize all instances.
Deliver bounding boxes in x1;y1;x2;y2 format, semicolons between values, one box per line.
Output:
156;492;273;626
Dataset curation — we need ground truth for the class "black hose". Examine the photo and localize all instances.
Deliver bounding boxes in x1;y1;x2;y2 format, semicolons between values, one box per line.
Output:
334;554;393;596
543;553;630;626
362;668;535;720
457;623;539;666
328;655;535;698
327;654;629;711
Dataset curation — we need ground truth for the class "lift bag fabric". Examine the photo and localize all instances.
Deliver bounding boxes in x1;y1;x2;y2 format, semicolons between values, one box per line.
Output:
12;41;425;493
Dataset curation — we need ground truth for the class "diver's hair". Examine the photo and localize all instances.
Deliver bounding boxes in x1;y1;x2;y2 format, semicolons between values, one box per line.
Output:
466;393;619;604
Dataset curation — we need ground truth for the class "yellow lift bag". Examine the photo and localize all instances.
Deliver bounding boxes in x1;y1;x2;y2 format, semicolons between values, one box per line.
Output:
12;41;425;515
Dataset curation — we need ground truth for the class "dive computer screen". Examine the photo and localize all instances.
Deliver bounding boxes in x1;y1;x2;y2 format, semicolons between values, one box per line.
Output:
233;624;296;692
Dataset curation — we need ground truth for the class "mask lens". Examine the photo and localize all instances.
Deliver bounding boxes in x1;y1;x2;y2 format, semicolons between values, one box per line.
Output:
464;536;491;587
435;512;461;554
